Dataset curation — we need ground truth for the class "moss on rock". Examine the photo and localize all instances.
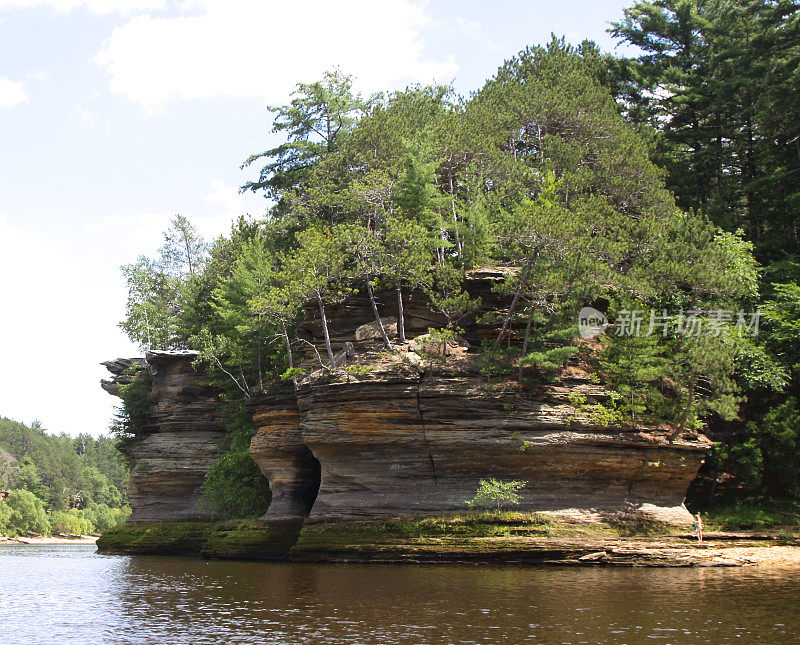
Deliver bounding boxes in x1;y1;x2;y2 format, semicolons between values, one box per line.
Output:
97;519;302;559
96;513;685;564
96;522;213;555
200;519;302;559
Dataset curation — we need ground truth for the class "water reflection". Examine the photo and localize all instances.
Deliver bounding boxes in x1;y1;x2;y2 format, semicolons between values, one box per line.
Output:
1;545;798;644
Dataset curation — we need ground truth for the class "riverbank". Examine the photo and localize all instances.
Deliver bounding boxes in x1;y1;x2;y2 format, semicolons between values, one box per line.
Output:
0;535;98;546
96;512;800;567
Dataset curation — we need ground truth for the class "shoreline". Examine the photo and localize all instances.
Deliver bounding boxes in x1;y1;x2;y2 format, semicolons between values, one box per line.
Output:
0;535;98;546
96;517;800;567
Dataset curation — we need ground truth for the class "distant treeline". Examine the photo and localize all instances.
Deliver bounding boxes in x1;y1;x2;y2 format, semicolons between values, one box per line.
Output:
0;416;130;536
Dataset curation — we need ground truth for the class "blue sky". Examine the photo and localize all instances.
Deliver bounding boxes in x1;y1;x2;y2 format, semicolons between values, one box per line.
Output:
0;0;636;436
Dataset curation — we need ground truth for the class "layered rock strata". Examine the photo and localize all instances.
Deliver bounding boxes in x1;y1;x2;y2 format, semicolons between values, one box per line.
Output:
103;268;710;536
247;387;320;523
250;268;709;528
248;348;709;528
102;350;225;522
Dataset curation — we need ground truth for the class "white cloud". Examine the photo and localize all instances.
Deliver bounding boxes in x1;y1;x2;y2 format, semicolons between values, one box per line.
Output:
0;0;166;14
0;214;137;435
75;103;95;124
95;0;458;110
0;78;28;109
86;206;246;255
455;16;501;53
203;178;254;212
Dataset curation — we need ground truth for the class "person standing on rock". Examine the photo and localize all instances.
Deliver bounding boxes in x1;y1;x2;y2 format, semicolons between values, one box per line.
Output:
693;513;704;543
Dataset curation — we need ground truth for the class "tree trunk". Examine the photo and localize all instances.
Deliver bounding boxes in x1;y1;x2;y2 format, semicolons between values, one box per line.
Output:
257;315;263;389
497;251;537;343
366;279;393;350
281;320;293;369
448;167;462;258
144;308;152;350
281;320;297;388
397;279;407;343
519;300;536;382
681;378;696;429
316;292;336;367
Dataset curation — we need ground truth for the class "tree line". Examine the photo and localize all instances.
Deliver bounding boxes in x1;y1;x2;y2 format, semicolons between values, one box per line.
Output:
0;417;130;537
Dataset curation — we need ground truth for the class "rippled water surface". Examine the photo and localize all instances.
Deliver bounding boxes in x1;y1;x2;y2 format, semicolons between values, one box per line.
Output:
1;545;799;644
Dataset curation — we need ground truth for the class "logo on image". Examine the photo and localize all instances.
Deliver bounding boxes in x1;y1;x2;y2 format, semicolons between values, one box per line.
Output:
577;307;608;339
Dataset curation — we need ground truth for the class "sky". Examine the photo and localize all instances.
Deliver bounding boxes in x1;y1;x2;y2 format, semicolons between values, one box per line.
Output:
0;0;637;437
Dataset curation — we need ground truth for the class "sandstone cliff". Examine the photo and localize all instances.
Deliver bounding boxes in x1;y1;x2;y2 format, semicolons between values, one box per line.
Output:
248;344;709;529
247;270;710;529
102;350;225;522
103;270;710;532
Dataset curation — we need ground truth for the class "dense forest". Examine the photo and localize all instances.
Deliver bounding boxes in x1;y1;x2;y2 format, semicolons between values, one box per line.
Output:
0;417;130;537
116;0;800;524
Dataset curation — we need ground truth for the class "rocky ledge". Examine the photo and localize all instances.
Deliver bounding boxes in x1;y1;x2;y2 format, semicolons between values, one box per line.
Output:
96;515;800;567
101;270;714;557
102;350;225;522
249;341;709;530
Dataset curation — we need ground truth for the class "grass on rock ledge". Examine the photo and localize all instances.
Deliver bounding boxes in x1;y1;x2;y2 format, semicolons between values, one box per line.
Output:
294;512;674;554
97;512;711;560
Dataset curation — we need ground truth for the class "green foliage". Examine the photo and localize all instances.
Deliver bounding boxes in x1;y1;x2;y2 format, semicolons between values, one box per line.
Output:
283;225;354;366
5;489;50;536
517;325;578;385
701;500;800;532
343;364;374;377
200;401;271;520
241;69;367;217
0;499;10;535
120;214;207;350
466;478;527;514
477;340;517;382
84;503;131;534
50;509;93;536
731;398;800;498
762;283;800;380
425;264;481;329
612;0;800;265
421;326;463;358
202;449;268;520
733;336;788;393
0;417;128;521
598;333;668;422
80;466;123;508
113;42;800;509
567;392;625;427
279;367;306;382
667;332;741;429
110;367;155;442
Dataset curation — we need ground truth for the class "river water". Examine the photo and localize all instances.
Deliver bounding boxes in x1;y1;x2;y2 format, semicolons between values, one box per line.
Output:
0;545;798;644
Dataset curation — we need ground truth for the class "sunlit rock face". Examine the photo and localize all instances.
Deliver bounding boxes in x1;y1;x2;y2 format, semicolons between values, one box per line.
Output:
247;387;320;523
280;354;709;528
103;270;711;530
102;351;225;522
248;270;710;529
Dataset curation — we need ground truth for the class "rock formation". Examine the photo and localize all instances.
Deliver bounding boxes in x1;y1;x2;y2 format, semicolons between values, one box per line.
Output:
103;269;710;532
247;387;320;522
102;350;225;522
247;270;710;528
248;346;708;528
